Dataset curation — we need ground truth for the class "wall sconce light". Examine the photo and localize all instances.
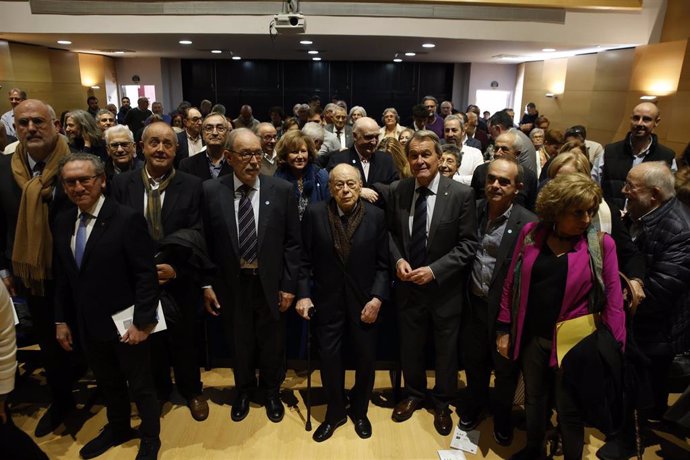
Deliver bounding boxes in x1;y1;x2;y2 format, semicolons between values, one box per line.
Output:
640;95;657;101
545;93;558;99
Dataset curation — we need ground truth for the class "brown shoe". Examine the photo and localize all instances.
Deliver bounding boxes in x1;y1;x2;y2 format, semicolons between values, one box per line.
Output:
392;398;423;422
434;408;453;436
189;395;209;421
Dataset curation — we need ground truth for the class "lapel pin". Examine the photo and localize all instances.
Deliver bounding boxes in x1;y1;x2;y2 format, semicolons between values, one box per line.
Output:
265;201;270;205
352;159;356;164
507;229;513;234
444;192;448;196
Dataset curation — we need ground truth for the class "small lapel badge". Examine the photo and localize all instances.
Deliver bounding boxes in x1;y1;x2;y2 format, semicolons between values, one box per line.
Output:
507;229;513;234
352;159;356;164
265;201;270;205
444;192;448;196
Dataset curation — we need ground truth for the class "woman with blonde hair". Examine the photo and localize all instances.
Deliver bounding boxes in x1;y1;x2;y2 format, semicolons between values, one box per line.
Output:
377;137;411;179
496;173;626;460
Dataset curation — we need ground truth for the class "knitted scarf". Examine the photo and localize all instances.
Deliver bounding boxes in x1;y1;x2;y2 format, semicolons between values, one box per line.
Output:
142;167;176;241
327;198;365;264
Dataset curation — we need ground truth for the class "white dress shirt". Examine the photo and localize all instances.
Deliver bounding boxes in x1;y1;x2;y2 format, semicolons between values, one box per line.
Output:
71;194;106;256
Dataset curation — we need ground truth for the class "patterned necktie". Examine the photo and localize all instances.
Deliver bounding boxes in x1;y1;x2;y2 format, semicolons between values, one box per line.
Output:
75;213;89;268
409;186;430;269
238;184;258;265
32;161;45;178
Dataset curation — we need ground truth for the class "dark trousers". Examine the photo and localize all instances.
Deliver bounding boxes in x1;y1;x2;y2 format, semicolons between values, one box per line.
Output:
521;336;583;460
635;335;674;419
461;294;518;425
84;336;160;441
26;291;75;407
150;295;202;401
316;305;377;422
229;273;285;397
0;407;48;460
399;288;459;410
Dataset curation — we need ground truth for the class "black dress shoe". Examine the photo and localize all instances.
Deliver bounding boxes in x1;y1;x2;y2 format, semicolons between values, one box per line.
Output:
265;394;284;423
231;393;250;422
392;398;423;422
79;425;137;459
434;408;453;436
458;407;483;432
35;402;75;437
136;438;161;460
312;418;347;443
353;416;372;439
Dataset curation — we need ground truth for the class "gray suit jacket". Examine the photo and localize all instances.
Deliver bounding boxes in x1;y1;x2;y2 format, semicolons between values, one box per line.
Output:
325;124;353;150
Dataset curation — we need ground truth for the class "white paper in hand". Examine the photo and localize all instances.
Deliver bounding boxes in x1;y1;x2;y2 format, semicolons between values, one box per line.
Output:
450;426;480;454
111;301;167;337
438;449;467;460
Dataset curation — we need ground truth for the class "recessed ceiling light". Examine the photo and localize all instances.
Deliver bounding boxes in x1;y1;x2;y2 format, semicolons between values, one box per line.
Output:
405;52;416;57
542;48;556;52
211;50;222;54
422;43;435;48
179;40;193;45
57;40;72;45
308;50;319;55
232;56;241;60
312;57;322;61
393;58;402;63
114;51;125;54
300;40;313;45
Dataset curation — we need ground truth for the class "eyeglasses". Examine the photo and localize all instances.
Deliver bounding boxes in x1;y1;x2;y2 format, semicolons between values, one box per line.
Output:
203;124;227;133
232;150;263;160
260;134;277;141
108;141;133;149
16;117;47;128
487;174;513;187
495;145;512;152
332;180;359;191
63;175;99;187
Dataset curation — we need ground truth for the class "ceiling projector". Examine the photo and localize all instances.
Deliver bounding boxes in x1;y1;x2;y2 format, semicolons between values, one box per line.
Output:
273;13;306;33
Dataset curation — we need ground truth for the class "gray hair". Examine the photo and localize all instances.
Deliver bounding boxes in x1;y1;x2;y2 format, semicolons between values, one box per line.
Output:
444;114;465;130
405;129;442;157
441;143;463;164
302;122;325;142
104;125;134;144
349;106;367;118
225;127;259;151
638;161;676;201
66;109;102;145
96;109;113;119
422;95;438;105
58;152;106;177
529;128;545;140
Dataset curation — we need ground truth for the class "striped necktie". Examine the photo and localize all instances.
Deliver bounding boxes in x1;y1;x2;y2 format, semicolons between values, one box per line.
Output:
237;184;258;265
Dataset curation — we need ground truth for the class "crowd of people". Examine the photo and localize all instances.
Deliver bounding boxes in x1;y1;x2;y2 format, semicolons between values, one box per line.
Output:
0;86;689;460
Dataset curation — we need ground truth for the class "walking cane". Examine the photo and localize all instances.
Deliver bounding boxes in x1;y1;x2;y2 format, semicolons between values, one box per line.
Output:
305;305;315;431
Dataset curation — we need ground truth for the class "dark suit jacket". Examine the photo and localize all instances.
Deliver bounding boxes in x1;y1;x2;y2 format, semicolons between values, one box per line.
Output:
175;131;205;167
387;175;479;318
325;124;353;149
53;197;159;340
474;200;536;337
326;147;399;188
202;174;301;318
178;151;233;181
0;151;74;272
471;162;538;212
298;200;389;324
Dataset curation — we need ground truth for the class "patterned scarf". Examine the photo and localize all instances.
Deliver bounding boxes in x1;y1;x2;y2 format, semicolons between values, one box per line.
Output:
142;167;176;241
327;198;365;264
11;137;71;295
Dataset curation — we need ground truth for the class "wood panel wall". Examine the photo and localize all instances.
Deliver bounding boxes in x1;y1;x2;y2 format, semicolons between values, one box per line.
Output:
0;41;112;119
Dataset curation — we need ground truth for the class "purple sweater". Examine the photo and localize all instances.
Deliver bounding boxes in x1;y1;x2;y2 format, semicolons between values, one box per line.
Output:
497;221;626;367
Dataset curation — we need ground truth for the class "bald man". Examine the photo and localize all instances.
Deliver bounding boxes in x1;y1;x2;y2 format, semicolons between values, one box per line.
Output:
593;102;676;211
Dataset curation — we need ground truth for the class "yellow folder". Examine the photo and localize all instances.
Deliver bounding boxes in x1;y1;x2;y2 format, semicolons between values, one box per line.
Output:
555;313;598;366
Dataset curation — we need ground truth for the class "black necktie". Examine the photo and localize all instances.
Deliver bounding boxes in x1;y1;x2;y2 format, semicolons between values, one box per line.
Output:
237;184;258;265
32;161;45;177
409;186;430;269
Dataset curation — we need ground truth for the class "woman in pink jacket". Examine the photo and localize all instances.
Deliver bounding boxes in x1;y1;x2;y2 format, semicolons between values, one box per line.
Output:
495;173;626;460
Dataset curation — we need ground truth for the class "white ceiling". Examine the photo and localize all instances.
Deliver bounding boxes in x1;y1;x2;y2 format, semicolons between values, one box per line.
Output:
0;0;666;63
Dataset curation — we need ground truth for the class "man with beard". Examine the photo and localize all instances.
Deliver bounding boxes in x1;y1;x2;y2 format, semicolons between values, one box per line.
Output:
592;102;676;211
117;96;131;125
86;96;100;118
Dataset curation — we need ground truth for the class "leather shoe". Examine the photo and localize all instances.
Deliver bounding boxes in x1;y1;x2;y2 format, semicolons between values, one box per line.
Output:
79;425;137;459
352;416;372;439
231;393;250;422
434;408;453;436
188;395;209;422
35;402;75;437
265;394;284;423
136;438;161;460
458;407;483;432
392;398;423;422
312;418;347;443
493;415;513;447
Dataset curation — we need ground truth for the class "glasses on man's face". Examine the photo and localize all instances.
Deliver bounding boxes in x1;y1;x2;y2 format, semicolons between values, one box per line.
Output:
487;174;513;187
203;124;227;134
17;117;47;128
495;145;512;152
233;150;263;160
63;175;98;187
108;141;133;149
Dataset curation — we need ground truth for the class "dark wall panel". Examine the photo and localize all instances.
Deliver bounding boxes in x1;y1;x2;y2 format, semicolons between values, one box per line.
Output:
181;59;454;124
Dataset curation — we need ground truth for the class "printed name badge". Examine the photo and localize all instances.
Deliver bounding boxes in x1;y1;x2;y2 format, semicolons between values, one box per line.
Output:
450;426;479;454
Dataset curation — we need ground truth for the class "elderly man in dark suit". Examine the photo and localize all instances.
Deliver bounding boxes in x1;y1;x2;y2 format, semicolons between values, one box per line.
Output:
387;130;479;436
53;153;160;459
325;106;353;150
111;121;208;422
179;112;232;180
0;99;76;436
460;157;536;445
296;163;389;442
326;117;398;206
202;128;301;424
